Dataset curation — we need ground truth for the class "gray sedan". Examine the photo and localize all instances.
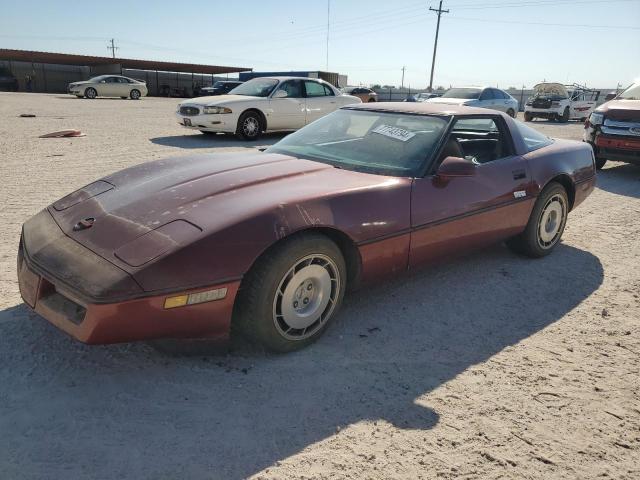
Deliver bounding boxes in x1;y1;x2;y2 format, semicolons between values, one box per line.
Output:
427;87;518;117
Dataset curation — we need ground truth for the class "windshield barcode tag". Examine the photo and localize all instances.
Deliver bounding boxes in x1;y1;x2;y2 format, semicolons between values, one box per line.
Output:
372;125;416;142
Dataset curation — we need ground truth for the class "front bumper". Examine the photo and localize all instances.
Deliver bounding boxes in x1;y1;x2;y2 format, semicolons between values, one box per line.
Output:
175;112;237;133
525;107;563;117
584;127;640;165
18;211;240;344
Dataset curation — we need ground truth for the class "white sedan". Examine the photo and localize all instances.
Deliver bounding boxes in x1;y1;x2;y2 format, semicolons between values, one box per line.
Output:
68;75;148;100
176;77;361;140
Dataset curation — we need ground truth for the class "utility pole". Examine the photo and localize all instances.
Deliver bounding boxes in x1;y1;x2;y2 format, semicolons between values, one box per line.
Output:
428;1;448;92
401;66;406;89
108;38;119;59
326;0;330;71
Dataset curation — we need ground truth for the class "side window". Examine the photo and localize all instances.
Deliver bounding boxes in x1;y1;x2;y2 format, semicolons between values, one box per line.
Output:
305;81;328;97
278;80;303;98
447;117;511;164
106;77;118;83
494;89;506;99
480;89;494;100
323;84;335;96
515;121;554;152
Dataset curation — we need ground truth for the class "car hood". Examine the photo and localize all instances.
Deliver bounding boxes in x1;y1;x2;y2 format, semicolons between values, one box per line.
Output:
533;83;568;98
425;97;473;105
47;152;397;270
182;94;263;106
595;99;640;120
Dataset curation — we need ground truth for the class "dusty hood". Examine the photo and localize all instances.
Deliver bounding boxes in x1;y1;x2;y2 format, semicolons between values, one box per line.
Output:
183;94;262;106
47;152;391;270
595;99;640;121
533;83;568;98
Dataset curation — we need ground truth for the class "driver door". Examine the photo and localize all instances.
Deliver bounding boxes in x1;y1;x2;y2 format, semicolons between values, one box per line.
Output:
409;116;534;267
268;80;306;130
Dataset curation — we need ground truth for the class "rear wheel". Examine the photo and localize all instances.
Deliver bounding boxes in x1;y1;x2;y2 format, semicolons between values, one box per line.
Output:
506;108;516;118
233;233;346;352
236;111;262;140
84;87;97;99
130;89;141;100
506;182;569;258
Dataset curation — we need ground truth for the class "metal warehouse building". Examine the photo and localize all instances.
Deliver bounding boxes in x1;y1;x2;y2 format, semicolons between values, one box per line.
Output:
0;49;251;97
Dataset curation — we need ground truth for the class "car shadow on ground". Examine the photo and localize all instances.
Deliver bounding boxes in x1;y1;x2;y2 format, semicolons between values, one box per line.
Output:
596;162;640;198
150;132;289;150
0;243;603;479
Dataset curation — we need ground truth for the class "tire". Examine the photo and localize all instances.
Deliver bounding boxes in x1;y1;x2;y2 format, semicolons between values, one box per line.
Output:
233;232;347;353
524;112;533;122
595;157;607;170
506;182;569;258
367;98;376;103
559;107;570;123
236;110;263;140
84;87;97;99
130;89;141;100
506;108;516;118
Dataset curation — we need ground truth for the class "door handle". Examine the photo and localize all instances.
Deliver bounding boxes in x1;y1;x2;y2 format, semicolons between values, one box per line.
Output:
512;169;526;180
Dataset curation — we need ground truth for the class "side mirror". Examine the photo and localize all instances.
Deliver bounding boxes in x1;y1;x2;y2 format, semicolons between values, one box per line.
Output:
437;156;476;178
273;89;288;98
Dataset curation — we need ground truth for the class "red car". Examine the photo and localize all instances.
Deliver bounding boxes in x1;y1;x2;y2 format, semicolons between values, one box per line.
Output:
18;103;596;352
583;81;640;169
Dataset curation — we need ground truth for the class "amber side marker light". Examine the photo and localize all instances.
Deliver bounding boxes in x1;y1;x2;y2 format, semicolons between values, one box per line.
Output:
164;288;228;309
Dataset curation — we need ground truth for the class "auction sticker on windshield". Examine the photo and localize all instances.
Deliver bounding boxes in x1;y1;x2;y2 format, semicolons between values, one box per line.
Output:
372;124;416;142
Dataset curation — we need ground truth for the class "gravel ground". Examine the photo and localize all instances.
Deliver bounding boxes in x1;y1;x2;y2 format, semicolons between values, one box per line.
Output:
0;92;638;480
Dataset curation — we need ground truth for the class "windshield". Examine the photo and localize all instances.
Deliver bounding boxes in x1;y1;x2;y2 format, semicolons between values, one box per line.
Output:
266;109;449;176
228;78;278;97
441;88;481;99
619;83;640;100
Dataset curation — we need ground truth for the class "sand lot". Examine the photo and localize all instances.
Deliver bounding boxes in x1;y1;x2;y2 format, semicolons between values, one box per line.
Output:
0;92;638;480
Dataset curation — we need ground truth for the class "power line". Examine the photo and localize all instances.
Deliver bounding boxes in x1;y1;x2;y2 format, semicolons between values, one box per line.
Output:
428;1;449;92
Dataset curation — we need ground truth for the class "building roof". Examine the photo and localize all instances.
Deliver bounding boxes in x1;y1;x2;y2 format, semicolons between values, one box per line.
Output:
0;49;251;75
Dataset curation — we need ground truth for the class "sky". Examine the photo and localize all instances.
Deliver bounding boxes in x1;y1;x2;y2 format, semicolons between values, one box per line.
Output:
1;0;639;89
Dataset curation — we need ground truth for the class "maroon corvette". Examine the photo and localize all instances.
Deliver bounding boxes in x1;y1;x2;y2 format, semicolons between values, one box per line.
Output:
18;103;596;352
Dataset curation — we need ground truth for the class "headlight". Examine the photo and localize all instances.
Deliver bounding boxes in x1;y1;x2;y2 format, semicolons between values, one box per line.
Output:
203;106;232;114
589;112;604;125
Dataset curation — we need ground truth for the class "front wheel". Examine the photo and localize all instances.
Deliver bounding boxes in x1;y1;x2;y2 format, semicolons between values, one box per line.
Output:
130;89;141;100
524;112;533;122
236;111;262;140
84;87;97;99
559;107;570;123
506;182;569;258
233;233;346;352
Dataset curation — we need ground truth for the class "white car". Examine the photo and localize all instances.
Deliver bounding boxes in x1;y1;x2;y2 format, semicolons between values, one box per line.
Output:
176;76;361;140
426;86;519;117
68;75;148;100
524;83;600;122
